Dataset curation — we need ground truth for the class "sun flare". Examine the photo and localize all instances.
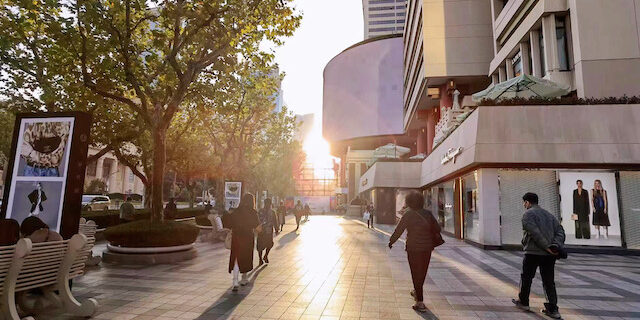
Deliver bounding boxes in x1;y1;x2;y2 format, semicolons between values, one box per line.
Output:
303;117;336;179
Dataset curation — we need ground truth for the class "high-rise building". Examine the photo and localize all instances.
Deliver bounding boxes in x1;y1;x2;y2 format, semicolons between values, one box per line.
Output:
362;0;407;39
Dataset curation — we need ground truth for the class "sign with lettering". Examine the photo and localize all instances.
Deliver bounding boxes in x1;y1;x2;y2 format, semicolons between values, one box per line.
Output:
441;147;463;165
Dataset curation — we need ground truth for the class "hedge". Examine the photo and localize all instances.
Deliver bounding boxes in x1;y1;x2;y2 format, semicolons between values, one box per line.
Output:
104;220;199;248
479;95;640;106
82;207;207;229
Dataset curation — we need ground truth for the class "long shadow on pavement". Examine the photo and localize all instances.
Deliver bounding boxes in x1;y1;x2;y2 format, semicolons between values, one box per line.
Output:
194;264;267;319
275;229;299;249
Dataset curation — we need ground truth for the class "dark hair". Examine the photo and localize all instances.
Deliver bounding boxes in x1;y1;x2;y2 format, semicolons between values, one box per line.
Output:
264;198;272;210
0;219;20;246
20;216;49;237
522;192;539;205
238;193;256;210
405;192;425;210
576;179;583;184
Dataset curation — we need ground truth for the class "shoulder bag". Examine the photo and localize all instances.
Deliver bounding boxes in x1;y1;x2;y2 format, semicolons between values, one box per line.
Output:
413;210;445;248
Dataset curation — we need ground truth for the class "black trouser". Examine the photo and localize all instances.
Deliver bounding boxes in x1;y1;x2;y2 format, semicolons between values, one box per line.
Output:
367;219;372;228
518;254;558;312
575;219;590;239
407;250;432;302
295;215;301;229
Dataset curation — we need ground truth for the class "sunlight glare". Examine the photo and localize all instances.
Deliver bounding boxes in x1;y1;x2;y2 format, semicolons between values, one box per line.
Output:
303;117;336;179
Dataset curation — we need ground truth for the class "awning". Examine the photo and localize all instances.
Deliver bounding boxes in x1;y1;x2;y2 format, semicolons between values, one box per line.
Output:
472;74;570;102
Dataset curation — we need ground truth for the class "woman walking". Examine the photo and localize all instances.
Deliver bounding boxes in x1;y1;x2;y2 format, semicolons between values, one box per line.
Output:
277;201;287;232
257;198;279;265
222;193;261;291
389;192;443;312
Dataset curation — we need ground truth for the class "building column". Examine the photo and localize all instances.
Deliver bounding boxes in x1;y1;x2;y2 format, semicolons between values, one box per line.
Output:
529;30;542;77
506;58;514;79
416;127;428;155
477;169;501;246
520;42;531;75
95;157;104;182
108;159;119;193
491;74;499;85
498;66;506;82
541;14;559;75
426;108;438;154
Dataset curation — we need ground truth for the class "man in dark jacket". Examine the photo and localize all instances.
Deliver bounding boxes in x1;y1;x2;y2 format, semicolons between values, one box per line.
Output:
513;193;565;319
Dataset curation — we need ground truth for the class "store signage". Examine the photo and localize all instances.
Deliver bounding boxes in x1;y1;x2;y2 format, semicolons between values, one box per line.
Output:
361;178;368;187
441;147;463;165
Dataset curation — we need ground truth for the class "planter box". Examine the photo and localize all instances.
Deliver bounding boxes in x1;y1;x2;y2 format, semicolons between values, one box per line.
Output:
103;243;197;264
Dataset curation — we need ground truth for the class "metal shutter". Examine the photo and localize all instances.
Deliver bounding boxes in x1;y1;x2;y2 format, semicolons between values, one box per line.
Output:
499;170;560;245
618;172;640;249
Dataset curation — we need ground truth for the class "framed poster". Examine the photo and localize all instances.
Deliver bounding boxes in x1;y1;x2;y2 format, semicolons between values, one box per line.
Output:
558;171;622;247
224;181;242;210
1;113;91;239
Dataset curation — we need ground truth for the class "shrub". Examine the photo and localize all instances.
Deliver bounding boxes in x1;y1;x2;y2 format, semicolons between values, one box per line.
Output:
82;207;207;229
479;95;640;106
195;215;211;226
85;179;107;194
104;220;199;248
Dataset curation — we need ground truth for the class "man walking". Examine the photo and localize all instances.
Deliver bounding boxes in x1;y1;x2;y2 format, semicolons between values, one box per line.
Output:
119;197;136;222
512;193;565;319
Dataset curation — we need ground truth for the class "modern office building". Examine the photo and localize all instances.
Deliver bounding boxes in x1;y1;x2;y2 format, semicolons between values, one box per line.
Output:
362;0;407;39
488;0;640;98
324;0;640;252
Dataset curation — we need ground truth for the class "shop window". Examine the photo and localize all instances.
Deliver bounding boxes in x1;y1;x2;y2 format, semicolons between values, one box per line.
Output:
462;172;480;242
619;172;640;249
539;31;546;76
512;52;523;77
86;160;97;177
436;181;455;235
556;16;571;71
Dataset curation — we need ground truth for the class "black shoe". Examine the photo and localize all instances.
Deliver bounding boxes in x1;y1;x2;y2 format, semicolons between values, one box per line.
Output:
542;308;562;319
264;256;269;263
410;290;417;301
258;259;264;266
512;299;530;312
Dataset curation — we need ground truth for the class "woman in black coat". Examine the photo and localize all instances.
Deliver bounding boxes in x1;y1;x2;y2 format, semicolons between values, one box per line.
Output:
389;192;443;312
222;193;261;291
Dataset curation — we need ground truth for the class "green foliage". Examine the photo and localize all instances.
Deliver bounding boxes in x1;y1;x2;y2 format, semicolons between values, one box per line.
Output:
104;220;199;247
195;215;211;226
83;207;207;228
0;0;302;221
0;109;15;168
85;179;108;194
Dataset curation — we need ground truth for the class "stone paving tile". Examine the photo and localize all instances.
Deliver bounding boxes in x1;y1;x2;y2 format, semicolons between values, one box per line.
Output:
39;216;640;320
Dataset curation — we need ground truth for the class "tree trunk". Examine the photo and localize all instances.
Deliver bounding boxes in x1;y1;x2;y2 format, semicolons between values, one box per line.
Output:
151;126;166;222
215;177;225;211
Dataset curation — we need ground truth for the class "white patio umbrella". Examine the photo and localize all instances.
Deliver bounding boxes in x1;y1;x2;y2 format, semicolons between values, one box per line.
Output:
472;74;570;102
373;143;410;159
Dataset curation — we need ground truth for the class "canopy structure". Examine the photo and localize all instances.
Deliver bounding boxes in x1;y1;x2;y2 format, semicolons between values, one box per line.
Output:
472;74;570;102
373;143;410;159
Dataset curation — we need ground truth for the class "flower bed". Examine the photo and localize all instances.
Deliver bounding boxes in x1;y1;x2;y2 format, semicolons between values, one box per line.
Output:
104;220;199;248
82;207;207;229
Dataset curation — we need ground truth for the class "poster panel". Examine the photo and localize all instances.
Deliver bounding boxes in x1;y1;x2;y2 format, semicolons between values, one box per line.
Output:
224;181;242;210
559;171;622;246
2;113;91;238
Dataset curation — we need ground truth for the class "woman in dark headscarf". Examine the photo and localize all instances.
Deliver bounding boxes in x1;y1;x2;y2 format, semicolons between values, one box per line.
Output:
257;198;279;266
222;193;261;291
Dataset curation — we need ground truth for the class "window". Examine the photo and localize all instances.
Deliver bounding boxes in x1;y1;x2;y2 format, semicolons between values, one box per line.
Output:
513;52;523;77
129;171;135;183
556;16;570;71
462;172;480;242
436;181;455;234
369;20;396;25
86;160;97;176
539;31;546;76
370;13;395;18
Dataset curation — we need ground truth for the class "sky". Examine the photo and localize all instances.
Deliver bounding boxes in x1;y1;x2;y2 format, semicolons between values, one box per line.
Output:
270;0;364;119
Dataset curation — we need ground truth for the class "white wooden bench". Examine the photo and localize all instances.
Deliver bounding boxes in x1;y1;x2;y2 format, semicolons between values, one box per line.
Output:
78;218;100;267
1;234;98;320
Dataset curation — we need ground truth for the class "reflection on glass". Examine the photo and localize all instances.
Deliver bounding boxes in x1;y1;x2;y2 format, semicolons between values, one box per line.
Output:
436;181;455;234
463;172;480;242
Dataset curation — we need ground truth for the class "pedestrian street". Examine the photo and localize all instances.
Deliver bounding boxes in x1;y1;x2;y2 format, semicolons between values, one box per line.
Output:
49;216;640;320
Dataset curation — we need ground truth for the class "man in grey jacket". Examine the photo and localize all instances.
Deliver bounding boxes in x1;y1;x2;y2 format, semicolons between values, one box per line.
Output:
512;192;565;319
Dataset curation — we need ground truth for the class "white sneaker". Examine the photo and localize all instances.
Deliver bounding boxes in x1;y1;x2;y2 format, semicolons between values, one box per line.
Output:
240;274;249;286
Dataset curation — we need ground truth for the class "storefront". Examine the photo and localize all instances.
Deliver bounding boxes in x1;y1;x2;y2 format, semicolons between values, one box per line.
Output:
417;104;640;252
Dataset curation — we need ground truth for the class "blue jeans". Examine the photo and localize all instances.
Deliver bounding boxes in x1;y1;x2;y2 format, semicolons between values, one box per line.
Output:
24;165;59;177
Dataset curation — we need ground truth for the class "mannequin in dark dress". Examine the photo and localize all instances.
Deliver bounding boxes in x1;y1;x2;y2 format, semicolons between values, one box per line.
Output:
591;180;610;239
572;180;590;239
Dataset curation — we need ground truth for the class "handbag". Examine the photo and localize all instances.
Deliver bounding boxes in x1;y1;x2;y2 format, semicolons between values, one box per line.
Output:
414;210;445;248
570;213;579;221
363;211;371;221
224;231;232;250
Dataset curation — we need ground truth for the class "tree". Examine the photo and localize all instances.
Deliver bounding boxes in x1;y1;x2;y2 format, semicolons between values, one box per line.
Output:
85;179;108;194
0;0;301;222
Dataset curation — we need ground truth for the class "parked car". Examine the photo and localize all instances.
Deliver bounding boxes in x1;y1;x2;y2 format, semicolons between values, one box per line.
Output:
82;195;111;211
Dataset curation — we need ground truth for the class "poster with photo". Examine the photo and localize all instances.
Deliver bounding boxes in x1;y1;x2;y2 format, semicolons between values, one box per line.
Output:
4;117;75;232
559;171;622;247
224;181;242;210
2;113;91;238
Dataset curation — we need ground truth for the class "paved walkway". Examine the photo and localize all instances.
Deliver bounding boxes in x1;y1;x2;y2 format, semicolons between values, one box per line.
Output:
50;216;640;320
